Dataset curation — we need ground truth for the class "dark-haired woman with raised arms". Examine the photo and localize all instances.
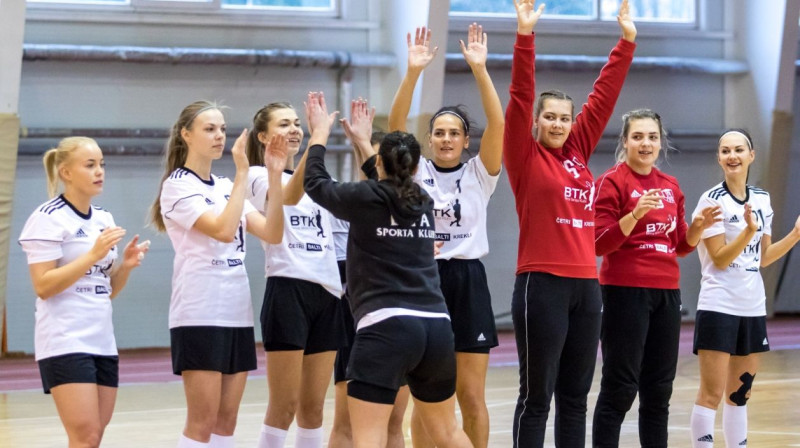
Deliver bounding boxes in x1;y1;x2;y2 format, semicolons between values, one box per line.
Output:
388;23;503;448
151;101;286;448
504;0;636;446
304;93;471;448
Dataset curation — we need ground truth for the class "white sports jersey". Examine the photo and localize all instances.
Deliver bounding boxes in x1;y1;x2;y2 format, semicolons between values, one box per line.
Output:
19;196;118;361
414;157;499;260
693;182;773;316
330;216;349;262
161;168;257;328
247;166;342;297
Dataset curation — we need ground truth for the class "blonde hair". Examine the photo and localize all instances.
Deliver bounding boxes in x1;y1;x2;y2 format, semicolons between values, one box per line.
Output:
42;137;99;198
150;100;223;232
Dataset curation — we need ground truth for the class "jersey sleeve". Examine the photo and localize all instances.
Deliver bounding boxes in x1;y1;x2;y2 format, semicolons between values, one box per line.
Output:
18;211;66;263
694;194;725;240
503;33;536;192
673;186;695;257
247;166;270;213
471;156;500;198
762;196;774;237
160;177;210;231
569;39;636;161
593;171;628;256
305;144;372;222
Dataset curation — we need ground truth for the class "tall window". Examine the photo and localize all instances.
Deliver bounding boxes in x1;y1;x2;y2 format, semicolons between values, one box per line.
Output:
450;0;694;23
27;0;336;11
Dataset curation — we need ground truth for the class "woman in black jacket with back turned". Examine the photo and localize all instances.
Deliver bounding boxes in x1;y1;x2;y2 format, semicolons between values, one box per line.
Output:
303;92;472;448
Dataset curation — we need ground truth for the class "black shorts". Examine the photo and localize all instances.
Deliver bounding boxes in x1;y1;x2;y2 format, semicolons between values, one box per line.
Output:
38;353;119;394
438;258;498;353
261;276;346;354
693;310;770;356
334;294;356;384
170;326;257;375
347;316;456;404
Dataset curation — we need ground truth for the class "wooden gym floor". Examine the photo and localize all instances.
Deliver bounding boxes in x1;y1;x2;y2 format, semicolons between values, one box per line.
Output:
1;319;799;447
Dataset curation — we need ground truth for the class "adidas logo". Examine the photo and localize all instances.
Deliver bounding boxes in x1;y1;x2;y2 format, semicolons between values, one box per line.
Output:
75;228;88;238
730;215;739;223
205;198;215;205
423;179;434;187
477;333;486;342
763;337;768;345
697;434;713;442
739;439;747;446
631;190;642;198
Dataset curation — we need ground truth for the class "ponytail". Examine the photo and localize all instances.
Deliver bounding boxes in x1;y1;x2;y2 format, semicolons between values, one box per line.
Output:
150;100;220;232
379;131;423;205
41;137;98;199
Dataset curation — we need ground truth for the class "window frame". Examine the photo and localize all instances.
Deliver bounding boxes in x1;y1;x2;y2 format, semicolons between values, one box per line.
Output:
449;0;698;26
26;0;341;19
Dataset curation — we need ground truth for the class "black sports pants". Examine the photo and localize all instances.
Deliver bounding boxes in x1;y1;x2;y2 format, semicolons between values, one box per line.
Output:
511;272;602;448
592;285;681;448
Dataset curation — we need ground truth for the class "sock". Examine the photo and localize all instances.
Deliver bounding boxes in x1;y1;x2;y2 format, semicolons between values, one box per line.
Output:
295;426;324;448
256;424;288;448
723;403;748;447
690;404;716;447
177;434;210;448
209;433;235;448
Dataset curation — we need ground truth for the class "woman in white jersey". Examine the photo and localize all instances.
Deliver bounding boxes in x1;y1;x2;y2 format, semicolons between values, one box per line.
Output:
689;129;800;448
387;23;503;448
244;97;345;448
19;137;148;447
150;101;286;448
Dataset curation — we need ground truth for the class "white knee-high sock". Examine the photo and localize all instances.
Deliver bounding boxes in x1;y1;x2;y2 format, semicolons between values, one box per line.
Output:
209;433;235;448
177;434;210;448
294;426;323;448
723;403;748;447
691;405;717;447
256;424;288;448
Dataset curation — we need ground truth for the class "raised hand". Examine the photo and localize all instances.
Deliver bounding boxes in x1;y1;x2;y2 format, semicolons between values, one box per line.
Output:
617;0;637;42
407;27;438;72
305;91;339;137
460;22;488;69
340;98;375;145
631;189;662;220
691;205;723;231
231;129;250;174
743;203;758;232
264;134;288;174
514;0;545;35
92;226;126;262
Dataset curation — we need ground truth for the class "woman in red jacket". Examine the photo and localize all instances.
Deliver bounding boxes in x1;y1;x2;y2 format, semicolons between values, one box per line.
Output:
591;109;719;447
504;1;635;446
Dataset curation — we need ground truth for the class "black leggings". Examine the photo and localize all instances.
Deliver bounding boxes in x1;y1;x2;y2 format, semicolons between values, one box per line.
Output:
511;272;602;448
592;285;681;448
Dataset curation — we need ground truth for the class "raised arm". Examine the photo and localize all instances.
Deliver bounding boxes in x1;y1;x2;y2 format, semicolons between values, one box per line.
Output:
761;214;800;267
192;130;250;243
388;27;438;132
703;203;759;270
569;0;636;161
461;23;504;175
503;0;544;186
247;134;288;244
341;98;377;180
